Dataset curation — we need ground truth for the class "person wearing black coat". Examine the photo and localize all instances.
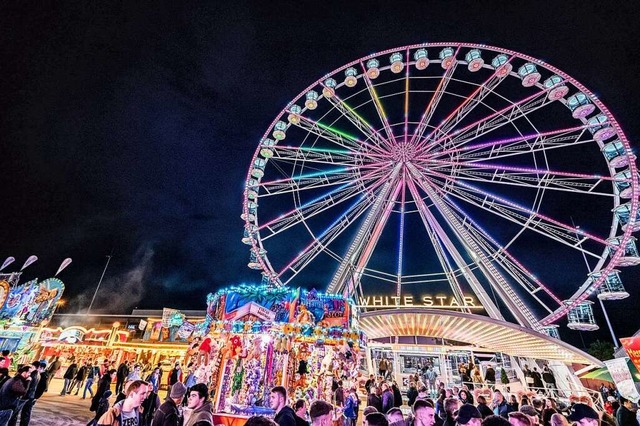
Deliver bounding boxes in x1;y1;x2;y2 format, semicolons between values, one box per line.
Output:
60;362;78;396
406;382;418;407
391;383;402;408
367;387;383;413
90;370;115;413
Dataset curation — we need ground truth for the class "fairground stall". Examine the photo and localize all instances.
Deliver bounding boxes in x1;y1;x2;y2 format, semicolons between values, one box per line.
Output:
0;277;65;359
182;284;364;419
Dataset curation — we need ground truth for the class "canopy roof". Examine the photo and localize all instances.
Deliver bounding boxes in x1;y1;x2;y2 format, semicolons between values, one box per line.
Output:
359;308;602;366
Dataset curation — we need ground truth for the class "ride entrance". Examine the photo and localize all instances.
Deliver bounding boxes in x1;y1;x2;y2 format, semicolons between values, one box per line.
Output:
241;43;639;396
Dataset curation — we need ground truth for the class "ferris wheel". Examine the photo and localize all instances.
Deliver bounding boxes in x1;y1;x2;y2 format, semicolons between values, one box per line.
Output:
241;43;639;332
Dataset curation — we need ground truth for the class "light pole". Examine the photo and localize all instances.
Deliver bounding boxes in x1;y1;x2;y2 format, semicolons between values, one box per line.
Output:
87;255;112;314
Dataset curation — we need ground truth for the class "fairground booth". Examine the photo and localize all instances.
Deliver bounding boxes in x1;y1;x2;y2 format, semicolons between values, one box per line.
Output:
183;284;364;420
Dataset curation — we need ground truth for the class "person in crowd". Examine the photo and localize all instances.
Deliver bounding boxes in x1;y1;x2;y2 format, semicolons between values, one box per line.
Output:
616;396;637;426
476;396;493;419
456;404;482;426
386;407;404;426
343;390;358;426
566;403;599;426
13;361;44;426
506;395;519;413
70;361;88;395
442;398;461;426
115;361;129;395
87;390;112;426
484;366;495;388
365;375;376;395
518;406;540;426
334;381;345;408
435;389;447;419
458;389;473;405
548;413;568;426
140;379;161;426
126;364;142;382
294;399;309;426
145;367;161;394
391;382;402;408
541;367;556;396
97;379;149;426
310;400;334;426
152;382;187;426
363;407;379;417
90;369;116;413
60;360;78;396
492;390;511;419
0;366;32;426
366;412;389;426
0;351;11;370
84;361;101;399
381;383;394;414
184;383;213;426
368;387;383;413
508;412;532;426
413;399;437;426
425;367;438;392
406;382;418;407
379;359;388;379
167;363;182;398
270;386;296;426
46;357;61;386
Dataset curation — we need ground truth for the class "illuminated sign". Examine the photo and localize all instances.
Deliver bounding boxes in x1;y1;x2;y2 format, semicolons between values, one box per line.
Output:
59;328;85;344
357;295;482;309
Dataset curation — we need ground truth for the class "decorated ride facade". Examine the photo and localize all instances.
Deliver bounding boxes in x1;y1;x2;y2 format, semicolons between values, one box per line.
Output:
192;284;365;415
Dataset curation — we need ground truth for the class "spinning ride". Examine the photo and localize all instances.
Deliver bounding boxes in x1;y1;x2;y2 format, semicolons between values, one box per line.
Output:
241;43;639;337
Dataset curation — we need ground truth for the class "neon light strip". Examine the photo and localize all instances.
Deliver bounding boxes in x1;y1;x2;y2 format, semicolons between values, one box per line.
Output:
359;61;396;145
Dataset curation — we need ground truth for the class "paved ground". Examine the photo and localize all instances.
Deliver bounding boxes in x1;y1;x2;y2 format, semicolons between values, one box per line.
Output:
26;378;102;426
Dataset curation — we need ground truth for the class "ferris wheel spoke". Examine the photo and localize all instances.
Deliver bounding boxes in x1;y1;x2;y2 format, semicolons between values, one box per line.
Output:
416;58;515;152
424;170;608;256
409;46;462;148
277;191;377;285
431;123;592;161
426;157;616;197
359;61;398;144
321;91;391;152
406;175;504;319
278;170;399;285
440;194;563;308
409;164;543;328
259;168;390;238
292;113;386;155
426;86;554;154
327;164;403;295
270;145;386;169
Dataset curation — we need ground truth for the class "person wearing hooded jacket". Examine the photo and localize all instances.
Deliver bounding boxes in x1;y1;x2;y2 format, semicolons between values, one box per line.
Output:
0;366;31;426
184;383;213;426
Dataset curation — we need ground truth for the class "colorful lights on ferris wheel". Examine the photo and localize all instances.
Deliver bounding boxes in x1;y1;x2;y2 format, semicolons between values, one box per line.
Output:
517;63;541;87
566;301;598;331
587;270;629;300
272;121;287;140
322;78;337;97
602;139;635;168
566;92;596;118
259;138;276;159
344;67;358;87
614;202;640;232
587;114;616;142
607;236;640;267
490;53;512;76
438;47;456;69
613;169;637;198
366;59;380;79
465;49;483;72
413;49;429;70
305;91;319;110
543;75;569;100
389;52;404;73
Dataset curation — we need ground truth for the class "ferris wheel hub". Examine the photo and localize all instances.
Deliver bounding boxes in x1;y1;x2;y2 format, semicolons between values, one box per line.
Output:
390;142;417;163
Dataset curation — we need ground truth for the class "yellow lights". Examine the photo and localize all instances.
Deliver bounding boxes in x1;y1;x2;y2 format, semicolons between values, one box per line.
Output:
112;321;120;328
359;309;599;365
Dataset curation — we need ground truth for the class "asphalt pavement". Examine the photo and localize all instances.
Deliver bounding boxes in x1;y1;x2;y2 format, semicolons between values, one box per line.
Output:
26;377;102;426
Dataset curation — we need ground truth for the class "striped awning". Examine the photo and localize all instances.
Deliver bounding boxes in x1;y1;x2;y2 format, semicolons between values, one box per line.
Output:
359;308;602;366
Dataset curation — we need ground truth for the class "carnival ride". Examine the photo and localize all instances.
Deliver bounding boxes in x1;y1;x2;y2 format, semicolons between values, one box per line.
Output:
241;43;639;339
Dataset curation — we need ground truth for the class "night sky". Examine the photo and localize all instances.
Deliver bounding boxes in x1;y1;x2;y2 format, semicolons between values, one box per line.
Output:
2;1;639;349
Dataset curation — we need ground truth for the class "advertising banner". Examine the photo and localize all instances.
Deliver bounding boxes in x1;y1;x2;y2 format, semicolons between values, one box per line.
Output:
620;337;640;374
604;358;640;402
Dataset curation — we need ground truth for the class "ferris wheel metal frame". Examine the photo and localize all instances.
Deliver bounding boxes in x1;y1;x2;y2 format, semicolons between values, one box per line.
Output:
241;42;639;332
